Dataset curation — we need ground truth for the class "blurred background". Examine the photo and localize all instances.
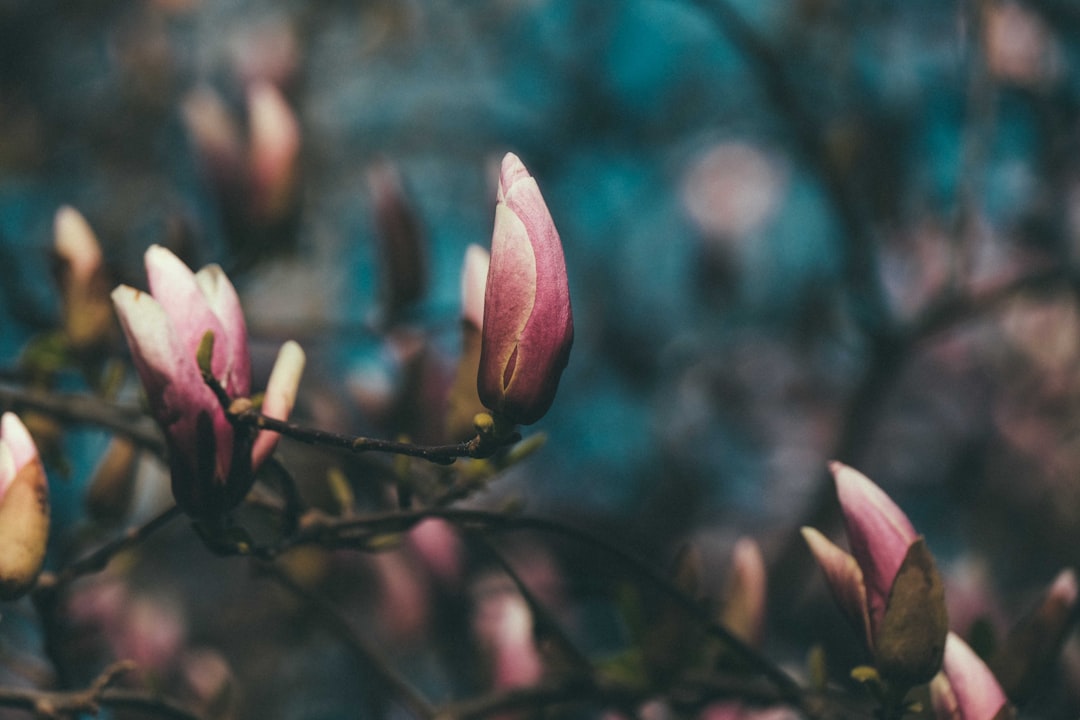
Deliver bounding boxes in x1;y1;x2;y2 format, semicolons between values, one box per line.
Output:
2;0;1080;717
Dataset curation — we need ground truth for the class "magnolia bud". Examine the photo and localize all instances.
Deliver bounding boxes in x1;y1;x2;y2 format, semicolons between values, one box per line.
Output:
0;413;50;600
477;153;573;425
112;245;304;519
368;160;428;320
803;463;947;684
52;206;114;353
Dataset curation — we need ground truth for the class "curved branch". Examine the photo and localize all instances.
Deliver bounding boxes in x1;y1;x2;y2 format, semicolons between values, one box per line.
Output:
277;507;808;711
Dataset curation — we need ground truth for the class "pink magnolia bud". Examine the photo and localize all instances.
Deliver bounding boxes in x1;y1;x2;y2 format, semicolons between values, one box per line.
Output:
477;153;573;425
111;245;305;519
52;206;114;352
931;633;1010;720
0;412;50;600
802;463;946;681
247;80;300;222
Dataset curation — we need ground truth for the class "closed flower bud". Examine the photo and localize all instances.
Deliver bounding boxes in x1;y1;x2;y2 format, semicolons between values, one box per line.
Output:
722;537;767;647
368;160;428;320
52;206;115;353
0;412;50;600
111;245;305;520
477;153;573;425
247;80;300;223
802;462;947;683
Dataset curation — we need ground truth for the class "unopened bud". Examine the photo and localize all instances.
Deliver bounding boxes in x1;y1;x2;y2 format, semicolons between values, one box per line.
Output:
0;413;50;600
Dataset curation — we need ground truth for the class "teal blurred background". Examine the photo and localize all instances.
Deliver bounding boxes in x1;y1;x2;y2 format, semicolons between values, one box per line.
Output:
3;0;1080;716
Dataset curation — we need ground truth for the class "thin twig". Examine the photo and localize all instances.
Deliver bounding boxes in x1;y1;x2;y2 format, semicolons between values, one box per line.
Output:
0;661;200;720
278;508;808;711
201;367;517;465
464;532;597;678
256;560;437;720
0;383;163;453
34;504;184;597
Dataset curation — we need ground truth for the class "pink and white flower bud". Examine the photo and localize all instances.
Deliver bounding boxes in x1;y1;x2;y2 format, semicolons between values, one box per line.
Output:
802;463;918;644
111;245;305;519
247;81;300;222
0;412;50;599
53;206;114;352
931;633;1010;720
477;153;573;425
801;462;945;681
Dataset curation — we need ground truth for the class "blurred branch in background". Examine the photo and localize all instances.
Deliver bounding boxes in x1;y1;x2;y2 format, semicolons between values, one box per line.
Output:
2;0;1080;718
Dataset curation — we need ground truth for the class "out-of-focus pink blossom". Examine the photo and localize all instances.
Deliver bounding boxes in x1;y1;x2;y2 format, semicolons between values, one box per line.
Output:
0;412;50;600
445;244;491;440
248;81;300;222
477;153;573;425
181;82;300;225
985;2;1060;87
931;633;1010;720
681;141;785;240
472;574;543;689
461;244;490;331
53;206;114;352
408;518;464;585
112;245;305;519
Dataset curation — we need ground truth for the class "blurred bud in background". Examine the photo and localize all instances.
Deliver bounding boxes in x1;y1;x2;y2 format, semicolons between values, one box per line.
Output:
368;159;428;325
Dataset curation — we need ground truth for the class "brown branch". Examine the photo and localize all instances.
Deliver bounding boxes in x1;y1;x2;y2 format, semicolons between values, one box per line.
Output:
34;503;184;598
0;661;200;720
200;368;518;466
0;383;163;453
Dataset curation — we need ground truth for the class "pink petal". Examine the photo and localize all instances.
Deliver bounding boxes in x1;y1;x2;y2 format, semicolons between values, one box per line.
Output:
194;264;251;396
247;80;299;220
1;413;38;475
251;340;305;469
801;526;873;649
53;206;103;285
460;244;490;330
472;580;544;689
112;285;199;415
0;441;15;505
831;462;917;636
144;246;230;385
937;633;1008;720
